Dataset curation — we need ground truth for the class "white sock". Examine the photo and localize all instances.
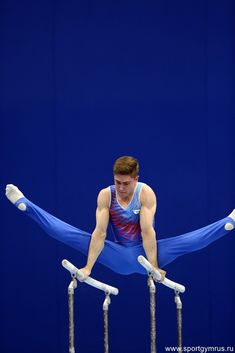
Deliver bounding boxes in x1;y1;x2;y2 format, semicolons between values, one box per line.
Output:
5;184;26;211
224;209;235;231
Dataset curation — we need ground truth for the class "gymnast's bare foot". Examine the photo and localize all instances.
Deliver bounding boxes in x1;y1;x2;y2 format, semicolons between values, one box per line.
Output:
5;184;26;211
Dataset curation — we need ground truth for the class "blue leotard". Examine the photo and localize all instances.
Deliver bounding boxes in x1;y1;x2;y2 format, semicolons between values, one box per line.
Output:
14;187;234;275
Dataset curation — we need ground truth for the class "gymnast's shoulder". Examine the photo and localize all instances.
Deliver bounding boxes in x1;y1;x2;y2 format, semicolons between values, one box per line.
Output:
140;183;157;205
96;187;110;208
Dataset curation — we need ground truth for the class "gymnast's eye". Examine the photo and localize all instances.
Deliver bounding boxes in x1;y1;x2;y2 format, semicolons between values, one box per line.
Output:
115;180;131;186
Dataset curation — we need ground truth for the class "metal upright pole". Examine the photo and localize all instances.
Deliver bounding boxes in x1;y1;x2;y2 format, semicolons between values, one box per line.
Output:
148;276;156;353
103;294;111;353
68;277;77;353
175;291;182;353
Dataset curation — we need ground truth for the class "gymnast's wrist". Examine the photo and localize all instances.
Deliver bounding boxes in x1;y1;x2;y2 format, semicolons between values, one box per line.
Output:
84;264;92;273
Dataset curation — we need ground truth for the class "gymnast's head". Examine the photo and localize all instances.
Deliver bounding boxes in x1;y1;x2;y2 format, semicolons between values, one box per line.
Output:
113;156;139;199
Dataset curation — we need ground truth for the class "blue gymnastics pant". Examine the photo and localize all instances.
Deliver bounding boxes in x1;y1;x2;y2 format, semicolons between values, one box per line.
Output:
15;197;234;275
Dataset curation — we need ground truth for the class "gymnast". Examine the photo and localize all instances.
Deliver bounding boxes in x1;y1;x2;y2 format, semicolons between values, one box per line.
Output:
5;155;235;279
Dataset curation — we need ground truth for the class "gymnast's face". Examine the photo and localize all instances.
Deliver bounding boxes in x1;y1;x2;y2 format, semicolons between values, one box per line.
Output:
114;174;138;200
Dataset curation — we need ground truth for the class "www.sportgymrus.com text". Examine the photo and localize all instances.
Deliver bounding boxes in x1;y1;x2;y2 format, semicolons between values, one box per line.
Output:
165;347;234;352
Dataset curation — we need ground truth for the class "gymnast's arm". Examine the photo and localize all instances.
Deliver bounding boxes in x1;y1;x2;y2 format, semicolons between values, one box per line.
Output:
140;185;166;280
79;188;110;279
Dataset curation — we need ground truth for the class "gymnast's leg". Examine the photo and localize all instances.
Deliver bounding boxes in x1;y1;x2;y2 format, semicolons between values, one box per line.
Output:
5;184;137;274
5;185;235;275
100;211;235;274
96;211;235;274
157;210;235;268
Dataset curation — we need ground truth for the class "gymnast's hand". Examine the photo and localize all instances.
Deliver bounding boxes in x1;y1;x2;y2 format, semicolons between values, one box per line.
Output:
155;267;166;282
79;266;91;281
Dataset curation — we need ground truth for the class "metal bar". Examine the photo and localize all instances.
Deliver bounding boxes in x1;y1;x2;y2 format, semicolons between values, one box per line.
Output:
138;256;185;293
62;259;119;295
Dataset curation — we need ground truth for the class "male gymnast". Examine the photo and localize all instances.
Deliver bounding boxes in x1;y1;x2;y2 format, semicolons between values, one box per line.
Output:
5;155;235;279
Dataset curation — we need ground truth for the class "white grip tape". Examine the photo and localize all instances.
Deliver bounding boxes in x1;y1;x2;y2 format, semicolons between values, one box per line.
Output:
138;256;185;293
62;259;119;295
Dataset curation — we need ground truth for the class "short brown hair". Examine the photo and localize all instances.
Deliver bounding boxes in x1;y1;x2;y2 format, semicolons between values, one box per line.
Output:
113;156;139;178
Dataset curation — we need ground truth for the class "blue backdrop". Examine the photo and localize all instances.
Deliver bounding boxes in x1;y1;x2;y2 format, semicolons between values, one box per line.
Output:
1;1;234;352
